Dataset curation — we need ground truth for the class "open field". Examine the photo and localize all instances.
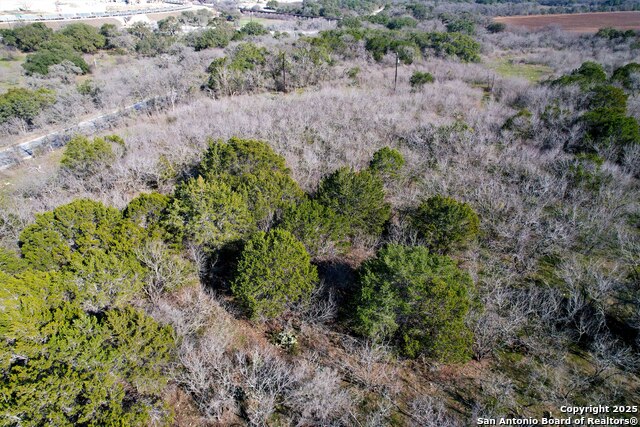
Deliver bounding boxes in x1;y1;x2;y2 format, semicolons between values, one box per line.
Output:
494;11;640;33
487;57;553;82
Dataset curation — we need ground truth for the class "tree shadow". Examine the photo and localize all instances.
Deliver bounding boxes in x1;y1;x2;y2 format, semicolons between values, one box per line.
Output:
315;259;358;323
201;240;245;296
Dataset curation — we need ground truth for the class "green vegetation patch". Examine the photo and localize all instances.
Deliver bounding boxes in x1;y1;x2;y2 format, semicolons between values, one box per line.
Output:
489;57;553;82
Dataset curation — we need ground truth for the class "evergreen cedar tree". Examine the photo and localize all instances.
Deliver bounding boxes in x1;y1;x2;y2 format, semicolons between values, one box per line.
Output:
164;176;255;252
197;137;304;227
368;146;405;180
2;22;103;75
0;271;173;425
18;198;147;310
353;244;474;362
315;167;391;237
411;195;480;254
0;88;55;125
22;40;90;75
231;229;319;319
278;199;349;258
4;196;174;424
124;192;171;238
0;23;53;52
551;62;640;160
409;71;435;88
611;62;640;91
60;135;121;177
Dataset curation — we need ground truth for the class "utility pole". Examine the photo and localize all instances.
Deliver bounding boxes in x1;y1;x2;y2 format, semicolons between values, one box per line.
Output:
394;51;399;92
282;52;286;93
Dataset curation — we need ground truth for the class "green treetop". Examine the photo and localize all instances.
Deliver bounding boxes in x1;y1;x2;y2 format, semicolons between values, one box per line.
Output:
231;229;318;319
353;244;474;362
315;167;391;237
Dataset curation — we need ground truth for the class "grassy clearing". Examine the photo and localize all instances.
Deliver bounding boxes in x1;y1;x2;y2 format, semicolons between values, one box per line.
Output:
237;16;292;28
239;17;270;26
0;52;26;93
0;149;63;193
488;57;553;82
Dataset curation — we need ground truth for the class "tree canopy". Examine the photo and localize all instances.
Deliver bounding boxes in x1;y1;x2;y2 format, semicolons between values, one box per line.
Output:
0;88;55;125
58;23;106;53
18;199;145;310
198;137;304;227
353;244;474;362
411;195;480;253
0;23;53;52
315;167;391;237
60;135;119;177
231;229;318;319
0;271;173;426
22;40;90;75
165;176;254;252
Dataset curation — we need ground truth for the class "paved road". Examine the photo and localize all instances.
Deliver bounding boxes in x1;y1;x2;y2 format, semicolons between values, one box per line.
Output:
0;5;190;24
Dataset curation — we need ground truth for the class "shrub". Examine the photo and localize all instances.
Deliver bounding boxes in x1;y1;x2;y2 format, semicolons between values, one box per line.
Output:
409;71;434;88
353;244;474;361
406;3;428;20
157;16;181;36
486;22;506;33
411;195;479;253
192;24;235;50
309;28;481;63
502;108;533;139
369;146;405;180
240;21;269;36
227;42;268;71
0;88;55;125
595;27;636;40
0;248;26;275
18;199;146;309
200;137;289;177
552;61;607;89
0;271;174;425
339;16;362;28
568;153;607;191
278;199;349;257
611;63;640;92
22;41;89;75
581;108;640;159
315;167;391;237
165;176;253;252
231;229;318;319
386;16;418;30
124;192;170;237
586;85;628;111
445;18;475;35
0;23;53;52
410;31;481;62
60;135;117;177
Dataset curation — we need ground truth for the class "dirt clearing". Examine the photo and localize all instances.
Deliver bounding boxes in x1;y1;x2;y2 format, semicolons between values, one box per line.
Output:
494;11;640;33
